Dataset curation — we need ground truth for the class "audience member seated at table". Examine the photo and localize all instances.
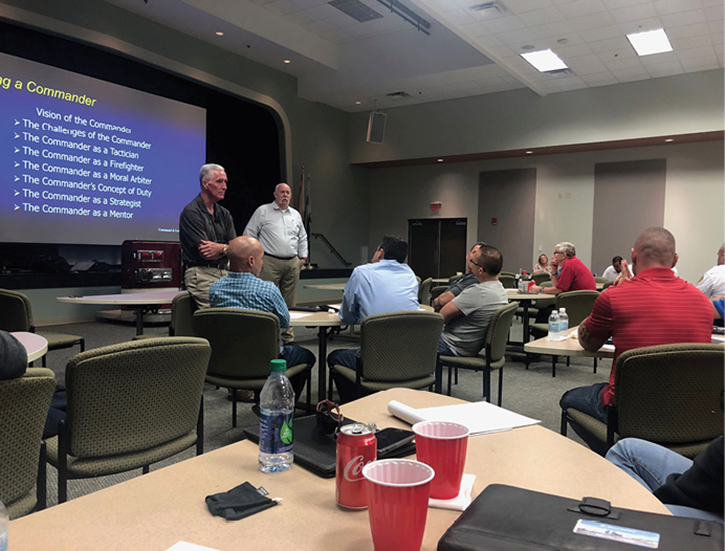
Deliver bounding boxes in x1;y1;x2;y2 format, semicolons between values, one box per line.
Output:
433;242;485;311
601;255;623;281
606;437;724;522
529;241;596;324
560;228;713;453
533;253;549;274
0;330;65;438
697;243;725;299
209;236;315;401
438;245;508;357
327;235;419;402
712;296;725;320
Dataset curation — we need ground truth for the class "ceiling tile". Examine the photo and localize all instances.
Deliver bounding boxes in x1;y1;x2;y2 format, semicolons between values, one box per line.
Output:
588;36;631;53
478;14;528;34
579;71;619;84
445;9;478;25
609;3;658;23
617;17;665;35
671;34;713;50
518;7;565;26
579;24;622;41
498;27;540;44
563;0;608;18
705;4;724;20
676;44;718;60
702;0;723;6
666;22;711;39
596;47;637;63
504;0;556;14
604;56;642;70
660;9;708;27
637;51;679;65
529;20;579;39
569;11;616;31
643;59;683;72
680;56;720;71
600;0;650;8
565;53;609;73
654;0;703;16
555;43;595;57
612;66;650;81
471;33;504;47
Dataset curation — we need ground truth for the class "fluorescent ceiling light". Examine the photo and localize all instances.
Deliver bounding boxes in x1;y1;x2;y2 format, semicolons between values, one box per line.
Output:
627;28;672;56
520;49;568;72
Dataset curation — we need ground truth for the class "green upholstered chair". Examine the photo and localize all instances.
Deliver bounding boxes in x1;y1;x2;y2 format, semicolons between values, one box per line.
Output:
0;288;84;367
439;301;518;405
532;272;550;285
593;276;609;284
0;368;56;518
530;290;600;376
561;343;724;458
418;277;433;306
193;308;313;427
429;285;448;303
448;274;461;286
133;291;198;340
46;337;210;503
602;280;615;290
328;311;444;400
498;274;516;289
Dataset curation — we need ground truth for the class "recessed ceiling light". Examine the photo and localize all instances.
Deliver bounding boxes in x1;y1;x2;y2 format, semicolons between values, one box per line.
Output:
283;59;291;64
525;151;533;154
626;28;672;56
437;159;444;163
215;31;224;36
355;101;362;105
520;49;568;72
665;138;674;142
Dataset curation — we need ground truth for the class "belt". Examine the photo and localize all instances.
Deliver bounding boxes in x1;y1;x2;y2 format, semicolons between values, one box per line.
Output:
265;254;296;261
186;262;226;269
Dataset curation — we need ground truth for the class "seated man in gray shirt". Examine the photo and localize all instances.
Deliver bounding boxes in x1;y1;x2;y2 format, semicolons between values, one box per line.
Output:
433;242;485;311
438;244;508;357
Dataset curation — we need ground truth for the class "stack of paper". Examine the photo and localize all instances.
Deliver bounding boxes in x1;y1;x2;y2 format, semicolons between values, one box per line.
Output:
387;400;540;436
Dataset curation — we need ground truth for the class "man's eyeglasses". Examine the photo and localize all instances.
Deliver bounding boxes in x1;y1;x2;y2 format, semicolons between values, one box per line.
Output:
469;258;485;271
553;251;565;256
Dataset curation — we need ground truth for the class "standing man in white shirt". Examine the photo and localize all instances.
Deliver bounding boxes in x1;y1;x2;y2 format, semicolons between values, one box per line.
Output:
697;243;725;299
244;182;308;344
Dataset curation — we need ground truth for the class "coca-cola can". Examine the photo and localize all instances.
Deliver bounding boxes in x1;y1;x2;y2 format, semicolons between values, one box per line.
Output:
336;423;377;509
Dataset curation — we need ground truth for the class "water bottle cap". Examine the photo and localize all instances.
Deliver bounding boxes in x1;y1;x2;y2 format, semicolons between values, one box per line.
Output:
270;359;287;373
559;307;566;313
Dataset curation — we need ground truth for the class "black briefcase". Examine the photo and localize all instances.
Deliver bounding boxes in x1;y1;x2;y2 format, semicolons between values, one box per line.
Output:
438;484;723;550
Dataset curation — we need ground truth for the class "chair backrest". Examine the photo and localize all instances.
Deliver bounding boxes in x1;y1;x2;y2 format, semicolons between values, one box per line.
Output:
448;274;460;286
418;277;433;305
415;275;421;287
602;280;614;290
170;292;198;337
485;302;519;363
555;290;600;326
429;285;448;302
359;311;443;382
615;344;724;444
65;337;210;458
193;308;280;380
0;289;33;332
540;281;554;288
593;276;609;284
0;368;56;516
498;274;516;289
532;272;550;285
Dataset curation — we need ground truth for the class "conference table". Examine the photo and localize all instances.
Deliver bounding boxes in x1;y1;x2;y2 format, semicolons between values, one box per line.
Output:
505;289;556;346
8;388;669;551
11;331;48;363
57;289;184;335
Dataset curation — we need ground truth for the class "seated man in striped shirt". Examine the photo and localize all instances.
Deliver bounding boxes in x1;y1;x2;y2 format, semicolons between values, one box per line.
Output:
560;227;712;453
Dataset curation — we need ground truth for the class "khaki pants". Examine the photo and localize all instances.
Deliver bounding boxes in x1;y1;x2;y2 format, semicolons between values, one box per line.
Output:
260;255;300;344
184;266;227;309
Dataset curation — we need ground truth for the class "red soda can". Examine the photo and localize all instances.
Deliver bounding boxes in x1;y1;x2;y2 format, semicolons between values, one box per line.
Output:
336;423;377;509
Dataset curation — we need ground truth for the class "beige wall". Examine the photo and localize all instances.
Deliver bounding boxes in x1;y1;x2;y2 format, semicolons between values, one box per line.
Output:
369;141;724;284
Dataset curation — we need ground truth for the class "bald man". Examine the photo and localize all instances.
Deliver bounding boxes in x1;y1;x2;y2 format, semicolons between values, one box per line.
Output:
560;227;712;454
697;243;725;299
209;236;315;402
244;183;308;344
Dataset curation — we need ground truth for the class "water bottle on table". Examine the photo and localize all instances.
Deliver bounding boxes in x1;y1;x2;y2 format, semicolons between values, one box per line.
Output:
547;310;560;341
558;308;569;337
259;359;295;473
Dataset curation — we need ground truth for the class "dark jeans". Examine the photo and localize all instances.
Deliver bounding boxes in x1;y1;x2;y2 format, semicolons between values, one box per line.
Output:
44;389;67;439
438;339;456;356
281;345;315;401
327;348;361;404
560;382;609;455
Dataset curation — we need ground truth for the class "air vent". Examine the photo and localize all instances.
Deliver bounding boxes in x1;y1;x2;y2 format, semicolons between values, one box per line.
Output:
385;91;412;100
546;69;573;76
469;1;507;15
329;0;383;22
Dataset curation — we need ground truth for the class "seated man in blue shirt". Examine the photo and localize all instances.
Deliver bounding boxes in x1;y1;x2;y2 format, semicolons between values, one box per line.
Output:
328;235;419;402
209;236;315;401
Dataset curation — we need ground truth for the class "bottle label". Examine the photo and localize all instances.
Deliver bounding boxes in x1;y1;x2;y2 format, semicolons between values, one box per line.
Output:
259;410;294;454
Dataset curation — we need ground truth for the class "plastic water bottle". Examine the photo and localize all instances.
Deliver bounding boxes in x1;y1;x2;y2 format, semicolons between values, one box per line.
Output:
259;359;295;473
558;307;569;337
0;499;7;551
547;309;560;341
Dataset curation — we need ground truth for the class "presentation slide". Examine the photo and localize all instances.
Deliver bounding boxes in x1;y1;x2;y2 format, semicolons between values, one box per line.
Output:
0;51;206;245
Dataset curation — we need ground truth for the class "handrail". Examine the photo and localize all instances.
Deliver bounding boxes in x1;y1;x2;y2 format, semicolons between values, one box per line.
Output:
311;233;352;267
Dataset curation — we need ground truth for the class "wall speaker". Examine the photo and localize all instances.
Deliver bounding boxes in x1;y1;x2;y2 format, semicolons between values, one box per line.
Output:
366;111;387;144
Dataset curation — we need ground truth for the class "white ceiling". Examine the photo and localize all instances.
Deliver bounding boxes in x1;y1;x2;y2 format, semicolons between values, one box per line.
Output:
103;0;724;112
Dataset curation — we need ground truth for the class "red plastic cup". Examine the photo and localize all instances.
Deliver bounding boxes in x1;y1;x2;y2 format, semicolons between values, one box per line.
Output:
412;421;469;499
528;280;536;292
362;459;435;551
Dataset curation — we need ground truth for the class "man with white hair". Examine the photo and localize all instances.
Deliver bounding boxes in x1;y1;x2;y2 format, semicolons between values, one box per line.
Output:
529;241;596;295
244;183;308;344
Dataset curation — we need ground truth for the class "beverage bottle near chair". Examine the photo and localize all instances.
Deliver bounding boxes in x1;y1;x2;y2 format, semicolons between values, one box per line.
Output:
258;359;294;473
558;308;569;338
547;310;560;341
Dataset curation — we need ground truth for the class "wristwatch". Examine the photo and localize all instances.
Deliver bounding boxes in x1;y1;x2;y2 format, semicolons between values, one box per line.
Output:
222;245;228;256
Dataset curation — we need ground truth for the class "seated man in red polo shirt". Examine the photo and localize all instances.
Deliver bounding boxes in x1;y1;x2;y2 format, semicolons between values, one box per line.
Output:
529;241;596;327
561;227;713;454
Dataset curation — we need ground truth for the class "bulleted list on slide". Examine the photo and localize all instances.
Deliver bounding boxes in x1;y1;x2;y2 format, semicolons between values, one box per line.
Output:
11;107;153;221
